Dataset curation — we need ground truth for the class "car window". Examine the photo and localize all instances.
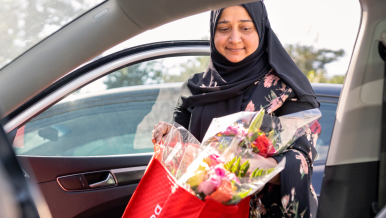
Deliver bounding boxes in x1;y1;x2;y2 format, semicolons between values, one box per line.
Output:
12;55;209;156
315;102;338;161
0;0;106;70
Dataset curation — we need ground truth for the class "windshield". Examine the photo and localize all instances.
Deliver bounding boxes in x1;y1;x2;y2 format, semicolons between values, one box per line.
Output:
0;0;105;69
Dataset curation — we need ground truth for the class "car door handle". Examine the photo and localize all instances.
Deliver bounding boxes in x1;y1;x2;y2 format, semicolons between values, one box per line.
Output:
89;173;116;188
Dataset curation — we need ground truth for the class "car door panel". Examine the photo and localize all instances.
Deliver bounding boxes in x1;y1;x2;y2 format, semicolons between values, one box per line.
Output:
18;155;151;217
317;161;379;218
38;181;136;218
18;155;152;184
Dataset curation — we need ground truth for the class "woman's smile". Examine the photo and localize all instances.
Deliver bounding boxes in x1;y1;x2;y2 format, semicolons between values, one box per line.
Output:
226;48;244;52
214;6;259;63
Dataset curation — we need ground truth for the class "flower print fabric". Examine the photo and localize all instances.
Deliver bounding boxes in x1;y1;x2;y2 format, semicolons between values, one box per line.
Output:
240;70;320;218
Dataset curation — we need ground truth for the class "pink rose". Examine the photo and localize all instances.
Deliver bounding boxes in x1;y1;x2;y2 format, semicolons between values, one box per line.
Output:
197;176;221;195
204;150;224;166
209;165;226;178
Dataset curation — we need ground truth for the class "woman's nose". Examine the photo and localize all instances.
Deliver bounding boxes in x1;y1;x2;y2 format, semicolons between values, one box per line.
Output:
228;29;242;44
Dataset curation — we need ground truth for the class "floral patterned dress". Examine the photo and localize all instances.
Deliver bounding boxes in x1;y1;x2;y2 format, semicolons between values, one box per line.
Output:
240;70;320;218
174;69;320;218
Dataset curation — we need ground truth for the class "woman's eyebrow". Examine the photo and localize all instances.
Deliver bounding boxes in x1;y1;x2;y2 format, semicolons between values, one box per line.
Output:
218;20;229;24
217;19;253;24
239;19;253;23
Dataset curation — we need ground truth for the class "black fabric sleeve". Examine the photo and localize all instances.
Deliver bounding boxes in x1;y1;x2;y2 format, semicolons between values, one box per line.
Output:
172;99;191;130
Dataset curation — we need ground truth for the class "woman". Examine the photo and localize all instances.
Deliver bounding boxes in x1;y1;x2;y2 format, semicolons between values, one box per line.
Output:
152;2;320;218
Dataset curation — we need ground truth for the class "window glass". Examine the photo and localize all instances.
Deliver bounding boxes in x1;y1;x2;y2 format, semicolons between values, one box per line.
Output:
12;56;209;156
0;0;105;69
315;102;338;161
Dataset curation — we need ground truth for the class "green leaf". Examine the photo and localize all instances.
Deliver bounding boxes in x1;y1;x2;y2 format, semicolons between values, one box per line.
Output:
249;109;265;134
250;168;259;178
271;90;277;99
239;139;246;148
256;169;263;177
300;207;307;217
224;157;236;171
238;160;250;177
267;168;275;174
267;129;275;140
231;157;241;174
238;188;252;198
301;172;305;180
249;132;259;142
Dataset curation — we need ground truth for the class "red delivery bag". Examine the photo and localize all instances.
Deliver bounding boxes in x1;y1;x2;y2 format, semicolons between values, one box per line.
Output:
121;156;250;218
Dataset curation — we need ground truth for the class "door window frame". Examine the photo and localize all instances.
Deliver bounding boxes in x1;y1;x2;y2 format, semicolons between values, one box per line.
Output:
3;41;211;134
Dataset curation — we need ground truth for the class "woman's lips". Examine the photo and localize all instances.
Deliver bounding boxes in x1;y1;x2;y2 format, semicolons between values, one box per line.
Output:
226;48;244;52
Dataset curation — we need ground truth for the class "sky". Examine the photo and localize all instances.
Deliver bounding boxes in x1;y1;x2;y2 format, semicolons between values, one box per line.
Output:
103;0;361;77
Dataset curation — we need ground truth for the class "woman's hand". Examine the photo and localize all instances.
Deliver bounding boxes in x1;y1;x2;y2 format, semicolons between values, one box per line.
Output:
152;121;173;145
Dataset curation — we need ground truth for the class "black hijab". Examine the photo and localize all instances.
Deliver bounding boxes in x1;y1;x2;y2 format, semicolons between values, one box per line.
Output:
177;1;319;142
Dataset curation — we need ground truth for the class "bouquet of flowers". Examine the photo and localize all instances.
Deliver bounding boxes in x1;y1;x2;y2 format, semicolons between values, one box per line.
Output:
160;108;321;205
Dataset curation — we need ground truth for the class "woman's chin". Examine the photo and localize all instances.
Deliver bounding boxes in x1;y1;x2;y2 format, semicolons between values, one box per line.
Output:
225;55;246;63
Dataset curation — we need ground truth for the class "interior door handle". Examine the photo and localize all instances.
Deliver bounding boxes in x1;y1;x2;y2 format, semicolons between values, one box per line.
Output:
89;173;116;188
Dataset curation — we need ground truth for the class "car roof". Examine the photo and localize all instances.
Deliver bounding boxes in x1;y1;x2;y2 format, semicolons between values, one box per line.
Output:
56;82;341;110
311;83;342;98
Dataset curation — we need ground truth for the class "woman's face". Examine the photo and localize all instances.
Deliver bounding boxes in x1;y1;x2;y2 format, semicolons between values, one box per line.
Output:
214;6;259;63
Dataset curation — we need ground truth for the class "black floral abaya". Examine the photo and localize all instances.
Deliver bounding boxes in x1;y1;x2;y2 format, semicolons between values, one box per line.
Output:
172;1;321;218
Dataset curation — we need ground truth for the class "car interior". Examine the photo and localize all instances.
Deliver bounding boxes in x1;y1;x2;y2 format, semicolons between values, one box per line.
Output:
0;0;386;217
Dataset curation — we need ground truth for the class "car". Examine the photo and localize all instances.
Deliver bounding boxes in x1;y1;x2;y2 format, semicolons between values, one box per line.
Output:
0;0;385;218
7;58;341;198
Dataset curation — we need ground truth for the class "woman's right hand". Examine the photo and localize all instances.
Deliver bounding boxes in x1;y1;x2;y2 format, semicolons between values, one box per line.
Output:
152;121;173;145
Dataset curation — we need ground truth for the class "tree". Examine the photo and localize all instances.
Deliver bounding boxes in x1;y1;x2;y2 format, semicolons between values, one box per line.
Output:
284;44;345;83
328;75;345;84
162;56;210;83
0;0;100;69
104;61;163;89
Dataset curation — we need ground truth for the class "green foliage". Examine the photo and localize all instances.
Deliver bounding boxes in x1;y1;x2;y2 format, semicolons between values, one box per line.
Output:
250;167;259;178
238;160;250;177
267;129;275;141
249;109;265;135
229;188;252;204
1;0;97;68
250;167;275;178
104;61;163;89
329;75;346;84
104;56;210;89
285;44;346;84
162;56;210;83
224;157;250;177
249;132;259;143
231;157;241;175
224;157;236;171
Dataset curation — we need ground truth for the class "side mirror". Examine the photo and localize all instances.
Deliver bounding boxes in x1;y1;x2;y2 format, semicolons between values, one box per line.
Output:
38;127;59;141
